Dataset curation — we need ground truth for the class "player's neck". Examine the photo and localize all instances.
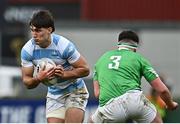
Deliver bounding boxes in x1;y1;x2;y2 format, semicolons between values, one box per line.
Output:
39;37;52;48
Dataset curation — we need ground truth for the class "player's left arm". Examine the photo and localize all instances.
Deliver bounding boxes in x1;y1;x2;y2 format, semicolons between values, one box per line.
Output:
55;55;90;80
150;77;178;110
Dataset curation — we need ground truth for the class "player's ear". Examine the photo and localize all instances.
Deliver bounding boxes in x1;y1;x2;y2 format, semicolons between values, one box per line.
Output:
47;27;53;33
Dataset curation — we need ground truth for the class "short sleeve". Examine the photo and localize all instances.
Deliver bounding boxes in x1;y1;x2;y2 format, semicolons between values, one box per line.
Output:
141;57;159;82
21;45;33;67
62;41;80;64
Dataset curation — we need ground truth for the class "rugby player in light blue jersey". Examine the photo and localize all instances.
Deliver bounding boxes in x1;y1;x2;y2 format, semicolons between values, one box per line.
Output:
21;10;90;123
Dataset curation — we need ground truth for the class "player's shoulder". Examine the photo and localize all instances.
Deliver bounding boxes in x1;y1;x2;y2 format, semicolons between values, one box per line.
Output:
52;33;71;45
22;38;35;51
52;33;76;52
135;52;152;64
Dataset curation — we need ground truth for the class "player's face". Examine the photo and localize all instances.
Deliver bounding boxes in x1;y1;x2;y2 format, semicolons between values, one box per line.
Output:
30;25;52;47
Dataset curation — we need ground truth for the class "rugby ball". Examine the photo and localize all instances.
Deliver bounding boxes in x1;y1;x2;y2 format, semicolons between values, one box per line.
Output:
35;58;57;86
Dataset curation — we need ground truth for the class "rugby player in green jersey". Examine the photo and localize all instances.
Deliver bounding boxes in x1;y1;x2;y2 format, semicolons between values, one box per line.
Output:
90;30;178;123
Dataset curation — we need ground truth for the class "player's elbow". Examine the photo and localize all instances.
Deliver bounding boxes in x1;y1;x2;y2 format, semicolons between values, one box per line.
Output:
151;77;169;94
23;80;37;89
158;87;169;95
25;85;35;89
82;66;90;77
85;67;90;76
24;83;35;89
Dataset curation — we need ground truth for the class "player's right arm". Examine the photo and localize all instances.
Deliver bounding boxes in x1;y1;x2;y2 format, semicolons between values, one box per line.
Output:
93;80;100;99
21;42;41;89
21;66;41;89
21;41;55;88
150;77;178;110
93;65;100;99
22;66;55;89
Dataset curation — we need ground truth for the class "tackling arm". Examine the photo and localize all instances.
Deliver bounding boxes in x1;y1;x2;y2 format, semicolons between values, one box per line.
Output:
150;77;178;110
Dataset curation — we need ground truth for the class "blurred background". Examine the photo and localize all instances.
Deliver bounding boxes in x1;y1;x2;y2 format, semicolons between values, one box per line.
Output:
0;0;180;123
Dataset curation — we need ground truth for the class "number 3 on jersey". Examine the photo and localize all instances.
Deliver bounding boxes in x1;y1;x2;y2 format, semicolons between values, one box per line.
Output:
108;56;121;69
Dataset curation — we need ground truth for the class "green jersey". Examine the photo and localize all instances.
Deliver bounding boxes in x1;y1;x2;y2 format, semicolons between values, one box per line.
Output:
93;48;158;106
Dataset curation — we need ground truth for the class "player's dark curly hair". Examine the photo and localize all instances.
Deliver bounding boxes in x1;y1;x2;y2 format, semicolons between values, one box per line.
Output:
29;10;55;32
118;30;139;44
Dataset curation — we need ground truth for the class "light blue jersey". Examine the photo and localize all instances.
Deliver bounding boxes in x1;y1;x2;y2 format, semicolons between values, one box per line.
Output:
21;33;88;98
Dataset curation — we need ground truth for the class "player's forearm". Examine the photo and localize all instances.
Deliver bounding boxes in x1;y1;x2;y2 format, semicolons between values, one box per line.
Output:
151;78;177;110
63;67;90;80
159;89;174;108
23;76;40;89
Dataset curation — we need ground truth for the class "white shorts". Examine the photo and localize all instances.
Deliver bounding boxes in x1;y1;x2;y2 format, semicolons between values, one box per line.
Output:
91;90;157;123
46;88;89;119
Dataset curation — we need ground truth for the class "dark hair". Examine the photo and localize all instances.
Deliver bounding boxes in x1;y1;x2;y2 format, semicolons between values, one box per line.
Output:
29;10;55;32
118;30;139;44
